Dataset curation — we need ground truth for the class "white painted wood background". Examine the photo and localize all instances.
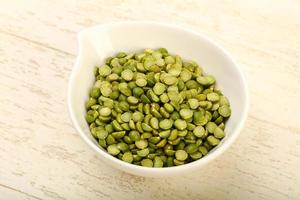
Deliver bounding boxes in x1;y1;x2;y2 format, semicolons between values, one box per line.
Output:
0;0;299;199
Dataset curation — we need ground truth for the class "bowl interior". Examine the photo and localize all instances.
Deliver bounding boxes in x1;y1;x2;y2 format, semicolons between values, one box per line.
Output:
68;22;248;176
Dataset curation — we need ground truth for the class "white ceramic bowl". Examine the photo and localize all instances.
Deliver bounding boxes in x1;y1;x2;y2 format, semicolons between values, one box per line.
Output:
68;21;249;177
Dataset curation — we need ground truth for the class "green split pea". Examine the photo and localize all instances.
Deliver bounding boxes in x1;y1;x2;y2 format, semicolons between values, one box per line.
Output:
86;48;231;167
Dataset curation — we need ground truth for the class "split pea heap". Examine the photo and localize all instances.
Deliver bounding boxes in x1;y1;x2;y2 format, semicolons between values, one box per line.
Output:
85;48;231;167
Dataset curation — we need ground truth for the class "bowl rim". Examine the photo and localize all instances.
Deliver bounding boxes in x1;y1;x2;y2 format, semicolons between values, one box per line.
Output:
68;21;249;175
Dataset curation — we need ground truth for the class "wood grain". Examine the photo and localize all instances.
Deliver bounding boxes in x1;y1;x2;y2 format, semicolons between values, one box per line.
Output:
0;0;300;199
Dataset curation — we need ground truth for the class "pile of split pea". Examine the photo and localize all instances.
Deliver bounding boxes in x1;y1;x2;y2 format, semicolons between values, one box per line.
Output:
85;48;231;168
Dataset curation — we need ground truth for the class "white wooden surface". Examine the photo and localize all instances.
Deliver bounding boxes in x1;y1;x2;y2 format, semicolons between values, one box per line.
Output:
0;0;300;199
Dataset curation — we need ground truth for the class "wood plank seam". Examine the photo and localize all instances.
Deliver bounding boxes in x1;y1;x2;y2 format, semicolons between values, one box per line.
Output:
0;29;75;57
0;183;43;200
